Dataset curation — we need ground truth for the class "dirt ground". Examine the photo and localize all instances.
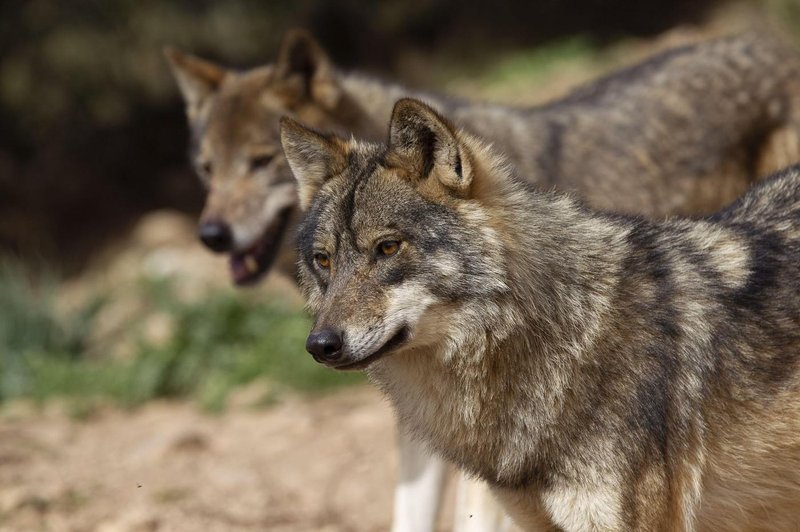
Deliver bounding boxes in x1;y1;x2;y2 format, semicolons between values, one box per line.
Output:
0;387;458;532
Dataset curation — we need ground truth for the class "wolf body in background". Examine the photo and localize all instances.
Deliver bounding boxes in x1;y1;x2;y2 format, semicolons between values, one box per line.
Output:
166;31;800;286
283;98;800;531
166;31;800;531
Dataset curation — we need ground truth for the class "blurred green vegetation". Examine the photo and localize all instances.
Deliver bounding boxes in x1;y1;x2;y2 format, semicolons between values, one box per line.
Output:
0;259;103;401
467;38;598;88
0;259;362;415
436;37;604;103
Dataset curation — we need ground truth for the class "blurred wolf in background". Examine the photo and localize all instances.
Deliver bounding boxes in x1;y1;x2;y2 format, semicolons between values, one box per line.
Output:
282;97;800;532
165;30;800;287
166;30;800;531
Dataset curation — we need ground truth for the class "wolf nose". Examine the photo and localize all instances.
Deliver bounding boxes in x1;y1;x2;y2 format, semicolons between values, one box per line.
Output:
306;329;344;363
198;221;233;253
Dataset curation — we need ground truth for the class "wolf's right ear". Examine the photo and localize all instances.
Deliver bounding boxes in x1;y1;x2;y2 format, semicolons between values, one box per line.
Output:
163;47;227;120
388;98;473;196
280;118;348;210
273;30;340;110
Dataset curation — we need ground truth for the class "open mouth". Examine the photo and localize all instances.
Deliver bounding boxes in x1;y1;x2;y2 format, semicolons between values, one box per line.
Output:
333;326;410;371
229;208;292;286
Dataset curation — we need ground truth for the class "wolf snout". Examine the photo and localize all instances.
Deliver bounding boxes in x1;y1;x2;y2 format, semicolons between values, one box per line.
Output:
198;220;233;253
306;329;344;363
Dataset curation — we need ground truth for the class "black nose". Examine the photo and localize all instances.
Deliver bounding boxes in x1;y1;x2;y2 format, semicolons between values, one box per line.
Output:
198;221;233;253
306;329;344;363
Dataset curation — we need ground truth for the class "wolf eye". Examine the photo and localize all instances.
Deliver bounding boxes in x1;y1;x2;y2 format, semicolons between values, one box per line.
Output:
250;154;274;171
377;240;400;257
314;253;330;269
199;161;212;176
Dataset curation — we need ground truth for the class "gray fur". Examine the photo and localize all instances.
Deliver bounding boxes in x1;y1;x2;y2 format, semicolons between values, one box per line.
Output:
285;98;800;531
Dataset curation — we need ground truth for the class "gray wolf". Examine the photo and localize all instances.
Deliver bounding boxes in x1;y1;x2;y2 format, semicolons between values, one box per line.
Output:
165;30;800;287
283;98;800;531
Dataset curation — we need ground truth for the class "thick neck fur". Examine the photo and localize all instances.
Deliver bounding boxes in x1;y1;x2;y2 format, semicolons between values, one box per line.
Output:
368;139;630;487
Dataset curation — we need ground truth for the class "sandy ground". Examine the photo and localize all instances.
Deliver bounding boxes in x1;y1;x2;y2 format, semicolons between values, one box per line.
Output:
0;387;457;532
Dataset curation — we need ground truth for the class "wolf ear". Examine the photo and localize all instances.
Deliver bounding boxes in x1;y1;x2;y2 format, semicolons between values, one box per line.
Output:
388;98;473;196
280;118;348;210
274;30;341;110
163;47;227;120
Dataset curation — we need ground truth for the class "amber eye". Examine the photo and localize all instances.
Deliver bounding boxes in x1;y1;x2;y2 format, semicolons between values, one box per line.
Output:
250;154;274;171
314;253;330;269
378;240;400;257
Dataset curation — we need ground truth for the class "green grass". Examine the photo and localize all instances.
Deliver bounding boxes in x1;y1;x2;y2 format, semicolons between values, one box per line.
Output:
433;37;602;101
472;37;597;90
0;258;103;401
125;280;364;411
0;258;363;413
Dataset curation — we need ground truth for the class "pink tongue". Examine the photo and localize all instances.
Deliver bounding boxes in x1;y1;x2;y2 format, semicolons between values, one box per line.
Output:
230;255;251;284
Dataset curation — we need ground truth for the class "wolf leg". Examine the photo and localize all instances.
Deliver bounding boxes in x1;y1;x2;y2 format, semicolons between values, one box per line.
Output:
390;430;448;532
454;475;515;532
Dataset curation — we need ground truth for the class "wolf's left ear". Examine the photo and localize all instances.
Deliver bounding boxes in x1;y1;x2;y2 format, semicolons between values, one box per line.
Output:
280;118;348;210
163;47;227;121
274;30;341;110
388;98;473;196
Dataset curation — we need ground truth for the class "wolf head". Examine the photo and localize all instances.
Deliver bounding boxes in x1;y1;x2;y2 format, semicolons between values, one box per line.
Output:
281;98;513;370
164;30;345;285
